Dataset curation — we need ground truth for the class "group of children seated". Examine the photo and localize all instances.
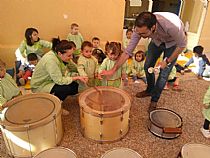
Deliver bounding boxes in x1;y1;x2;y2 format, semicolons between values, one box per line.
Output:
1;23;210;138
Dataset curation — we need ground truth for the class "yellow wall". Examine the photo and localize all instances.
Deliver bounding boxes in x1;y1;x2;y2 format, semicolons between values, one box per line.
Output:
199;3;210;52
0;0;125;67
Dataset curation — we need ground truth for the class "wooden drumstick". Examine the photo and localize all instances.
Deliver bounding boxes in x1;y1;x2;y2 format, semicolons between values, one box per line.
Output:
163;127;182;134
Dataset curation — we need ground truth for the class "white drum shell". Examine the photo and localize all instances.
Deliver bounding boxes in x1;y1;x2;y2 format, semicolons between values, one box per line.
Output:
0;93;63;158
34;147;77;158
181;143;210;158
101;148;142;158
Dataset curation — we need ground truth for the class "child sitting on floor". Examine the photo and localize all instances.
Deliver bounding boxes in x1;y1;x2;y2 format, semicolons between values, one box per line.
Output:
164;66;180;91
184;45;210;79
0;59;20;110
98;42;126;88
131;50;146;84
17;53;38;86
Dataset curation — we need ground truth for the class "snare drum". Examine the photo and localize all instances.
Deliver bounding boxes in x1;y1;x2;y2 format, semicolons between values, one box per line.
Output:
79;86;131;143
34;147;77;158
101;148;142;158
148;108;182;139
181;143;210;158
0;93;63;157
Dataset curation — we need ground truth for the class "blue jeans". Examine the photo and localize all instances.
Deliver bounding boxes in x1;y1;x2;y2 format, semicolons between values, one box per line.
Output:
144;42;177;102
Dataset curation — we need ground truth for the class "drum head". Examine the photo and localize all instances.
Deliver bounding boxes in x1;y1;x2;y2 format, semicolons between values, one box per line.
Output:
34;147;76;158
150;109;182;128
101;148;142;158
2;93;61;130
181;143;210;158
79;86;131;116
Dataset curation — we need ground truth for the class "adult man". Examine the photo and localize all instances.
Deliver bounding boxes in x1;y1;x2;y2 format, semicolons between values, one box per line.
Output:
101;12;187;112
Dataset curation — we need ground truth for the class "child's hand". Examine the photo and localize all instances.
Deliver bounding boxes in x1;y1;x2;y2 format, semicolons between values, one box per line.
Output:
203;104;209;109
197;75;203;79
97;74;103;80
17;71;24;77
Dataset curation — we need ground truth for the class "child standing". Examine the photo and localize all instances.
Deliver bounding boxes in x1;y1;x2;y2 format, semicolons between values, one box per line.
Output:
67;23;84;58
123;29;137;53
0;59;20;110
77;41;98;91
201;86;210;138
99;42;126;88
131;51;146;84
17;53;38;86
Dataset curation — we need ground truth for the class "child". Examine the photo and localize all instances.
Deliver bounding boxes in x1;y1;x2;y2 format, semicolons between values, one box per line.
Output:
92;37;103;52
123;29;138;54
0;59;20;110
131;50;146;84
67;23;84;58
17;53;38;86
184;45;210;79
99;42;126;88
77;41;98;91
17;27;52;65
164;66;180;91
201;86;210;138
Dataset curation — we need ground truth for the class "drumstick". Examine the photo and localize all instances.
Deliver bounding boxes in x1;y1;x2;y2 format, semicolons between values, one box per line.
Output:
163;127;182;134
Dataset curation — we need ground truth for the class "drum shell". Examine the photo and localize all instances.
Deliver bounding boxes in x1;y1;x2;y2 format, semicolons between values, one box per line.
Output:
79;86;131;143
181;143;210;158
80;108;130;142
0;93;63;158
101;148;142;158
148;108;182;139
34;147;77;158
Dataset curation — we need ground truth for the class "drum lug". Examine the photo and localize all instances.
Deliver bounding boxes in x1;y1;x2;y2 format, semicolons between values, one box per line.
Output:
100;133;103;139
120;129;123;135
100;119;103;125
120;110;124;121
81;107;84;118
99;113;103;125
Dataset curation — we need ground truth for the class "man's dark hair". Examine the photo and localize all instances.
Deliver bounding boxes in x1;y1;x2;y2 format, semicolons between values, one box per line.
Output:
135;12;157;29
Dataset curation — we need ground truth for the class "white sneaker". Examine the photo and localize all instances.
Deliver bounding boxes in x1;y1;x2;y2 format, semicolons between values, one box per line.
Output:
134;80;140;84
200;128;210;138
62;108;69;116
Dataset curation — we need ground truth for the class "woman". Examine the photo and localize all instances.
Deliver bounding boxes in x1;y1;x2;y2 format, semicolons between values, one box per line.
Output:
31;38;87;113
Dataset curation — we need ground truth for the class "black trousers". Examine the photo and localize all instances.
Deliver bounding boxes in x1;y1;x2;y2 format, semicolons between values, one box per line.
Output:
203;119;210;130
50;81;79;101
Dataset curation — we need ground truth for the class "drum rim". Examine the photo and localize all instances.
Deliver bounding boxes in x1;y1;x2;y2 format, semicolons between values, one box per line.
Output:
1;93;61;131
181;143;210;156
101;147;142;158
79;86;131;116
33;147;77;157
149;108;183;128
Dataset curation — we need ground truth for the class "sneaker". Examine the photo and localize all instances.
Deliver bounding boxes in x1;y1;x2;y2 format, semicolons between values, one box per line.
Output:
136;90;151;98
134;80;140;84
62;108;69;116
200;128;210;138
19;78;26;86
148;101;157;113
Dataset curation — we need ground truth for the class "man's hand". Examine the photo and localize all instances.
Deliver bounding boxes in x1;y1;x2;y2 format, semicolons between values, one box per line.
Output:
99;68;116;80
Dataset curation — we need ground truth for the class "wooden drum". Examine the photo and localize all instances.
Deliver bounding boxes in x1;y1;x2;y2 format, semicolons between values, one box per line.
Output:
0;93;63;157
34;147;77;158
79;86;131;143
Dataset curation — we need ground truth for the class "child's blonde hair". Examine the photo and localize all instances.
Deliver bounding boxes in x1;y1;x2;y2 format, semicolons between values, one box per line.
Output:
105;42;122;57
